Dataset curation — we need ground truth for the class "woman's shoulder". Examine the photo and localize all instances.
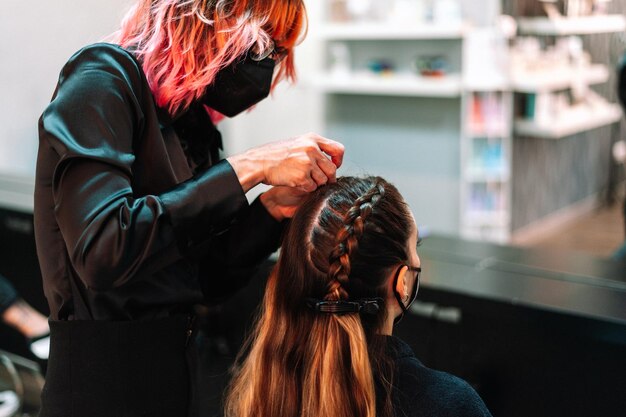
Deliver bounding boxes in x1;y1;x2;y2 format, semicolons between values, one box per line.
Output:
43;43;148;121
65;42;138;68
57;42;144;93
40;43;150;152
386;336;493;417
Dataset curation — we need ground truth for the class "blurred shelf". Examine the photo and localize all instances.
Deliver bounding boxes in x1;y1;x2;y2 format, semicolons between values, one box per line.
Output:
318;22;466;40
517;14;626;36
466;168;510;183
515;104;622;139
464;79;510;92
512;64;609;92
0;173;35;213
467;126;509;138
311;73;462;97
464;210;511;228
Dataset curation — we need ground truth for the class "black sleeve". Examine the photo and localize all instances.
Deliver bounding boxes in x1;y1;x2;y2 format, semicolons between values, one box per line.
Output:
39;44;248;291
194;195;286;301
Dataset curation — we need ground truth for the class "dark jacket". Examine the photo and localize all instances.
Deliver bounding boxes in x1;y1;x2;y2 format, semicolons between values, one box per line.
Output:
34;43;284;417
385;336;493;417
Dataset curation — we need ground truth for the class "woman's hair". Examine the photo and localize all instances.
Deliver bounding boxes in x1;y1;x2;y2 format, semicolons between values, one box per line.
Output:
109;0;307;116
225;176;414;417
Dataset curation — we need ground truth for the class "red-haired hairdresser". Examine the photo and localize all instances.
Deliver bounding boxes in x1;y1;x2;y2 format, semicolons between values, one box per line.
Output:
34;1;343;416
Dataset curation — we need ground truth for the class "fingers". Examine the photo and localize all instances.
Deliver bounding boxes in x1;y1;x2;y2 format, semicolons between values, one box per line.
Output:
300;136;340;189
299;175;318;193
310;166;329;187
290;187;309;197
263;186;310;220
314;136;345;168
297;165;331;192
260;133;344;190
316;156;337;183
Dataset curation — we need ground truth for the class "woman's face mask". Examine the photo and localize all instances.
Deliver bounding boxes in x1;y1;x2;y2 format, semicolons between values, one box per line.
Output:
201;53;276;117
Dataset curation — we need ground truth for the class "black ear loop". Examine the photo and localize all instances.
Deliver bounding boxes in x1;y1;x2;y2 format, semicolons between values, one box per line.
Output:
392;265;407;324
392;264;421;325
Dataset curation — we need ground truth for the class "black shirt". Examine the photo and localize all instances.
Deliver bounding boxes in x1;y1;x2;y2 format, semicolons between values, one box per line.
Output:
385;336;493;417
35;43;283;321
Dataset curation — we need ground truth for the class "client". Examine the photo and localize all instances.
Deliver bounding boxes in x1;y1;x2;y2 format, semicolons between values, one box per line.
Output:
224;176;492;417
0;273;50;359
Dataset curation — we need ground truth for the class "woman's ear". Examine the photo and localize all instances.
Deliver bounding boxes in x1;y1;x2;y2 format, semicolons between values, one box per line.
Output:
394;265;409;301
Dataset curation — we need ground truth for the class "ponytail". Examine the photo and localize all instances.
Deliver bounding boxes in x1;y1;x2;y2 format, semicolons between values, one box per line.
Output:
224;278;377;417
301;315;375;417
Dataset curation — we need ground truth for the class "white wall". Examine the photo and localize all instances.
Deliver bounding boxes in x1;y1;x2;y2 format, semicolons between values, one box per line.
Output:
0;0;134;176
0;0;323;180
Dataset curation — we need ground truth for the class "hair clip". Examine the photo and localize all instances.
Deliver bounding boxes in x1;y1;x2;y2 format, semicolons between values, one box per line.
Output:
305;298;383;315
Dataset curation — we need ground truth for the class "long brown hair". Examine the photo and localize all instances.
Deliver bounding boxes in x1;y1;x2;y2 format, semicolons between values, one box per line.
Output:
225;177;414;417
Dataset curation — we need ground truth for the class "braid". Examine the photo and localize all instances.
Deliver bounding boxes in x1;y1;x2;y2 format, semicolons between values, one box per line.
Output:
325;181;385;300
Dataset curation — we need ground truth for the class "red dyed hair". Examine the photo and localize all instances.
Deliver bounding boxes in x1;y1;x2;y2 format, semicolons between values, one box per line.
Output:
109;0;307;117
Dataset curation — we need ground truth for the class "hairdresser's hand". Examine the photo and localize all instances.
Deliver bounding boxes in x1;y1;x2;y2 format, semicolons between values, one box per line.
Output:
260;186;309;221
227;134;344;193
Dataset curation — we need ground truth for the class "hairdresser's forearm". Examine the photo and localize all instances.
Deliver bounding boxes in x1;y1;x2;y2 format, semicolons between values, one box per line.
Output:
226;153;265;193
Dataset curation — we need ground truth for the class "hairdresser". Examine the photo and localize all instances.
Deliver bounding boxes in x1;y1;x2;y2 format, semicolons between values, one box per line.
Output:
34;1;342;416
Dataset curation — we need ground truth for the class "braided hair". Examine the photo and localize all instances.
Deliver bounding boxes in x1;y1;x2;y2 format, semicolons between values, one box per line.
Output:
325;181;385;301
304;177;410;310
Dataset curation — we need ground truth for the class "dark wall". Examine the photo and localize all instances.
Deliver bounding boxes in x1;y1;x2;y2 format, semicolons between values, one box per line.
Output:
397;287;626;417
503;0;626;230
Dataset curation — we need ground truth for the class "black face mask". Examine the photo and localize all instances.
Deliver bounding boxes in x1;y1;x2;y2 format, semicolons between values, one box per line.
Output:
201;53;276;117
393;265;420;324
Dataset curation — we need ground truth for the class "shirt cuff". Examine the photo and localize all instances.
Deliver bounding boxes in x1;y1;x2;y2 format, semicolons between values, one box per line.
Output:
159;159;248;250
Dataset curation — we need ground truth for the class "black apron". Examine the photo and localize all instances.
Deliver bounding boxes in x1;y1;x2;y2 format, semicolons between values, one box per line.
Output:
39;275;199;417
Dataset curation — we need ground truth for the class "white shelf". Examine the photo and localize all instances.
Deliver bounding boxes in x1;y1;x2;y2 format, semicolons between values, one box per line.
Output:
464;210;511;228
464;79;510;92
466;168;510;183
311;73;462;97
512;64;610;92
517;15;626;36
515;103;622;139
467;126;509;138
317;22;466;40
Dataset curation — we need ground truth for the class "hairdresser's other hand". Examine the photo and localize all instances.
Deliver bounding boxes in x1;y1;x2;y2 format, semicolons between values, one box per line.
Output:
260;186;309;221
227;133;345;193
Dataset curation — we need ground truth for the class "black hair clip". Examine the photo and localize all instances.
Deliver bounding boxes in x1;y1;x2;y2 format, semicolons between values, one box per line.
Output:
306;298;383;315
